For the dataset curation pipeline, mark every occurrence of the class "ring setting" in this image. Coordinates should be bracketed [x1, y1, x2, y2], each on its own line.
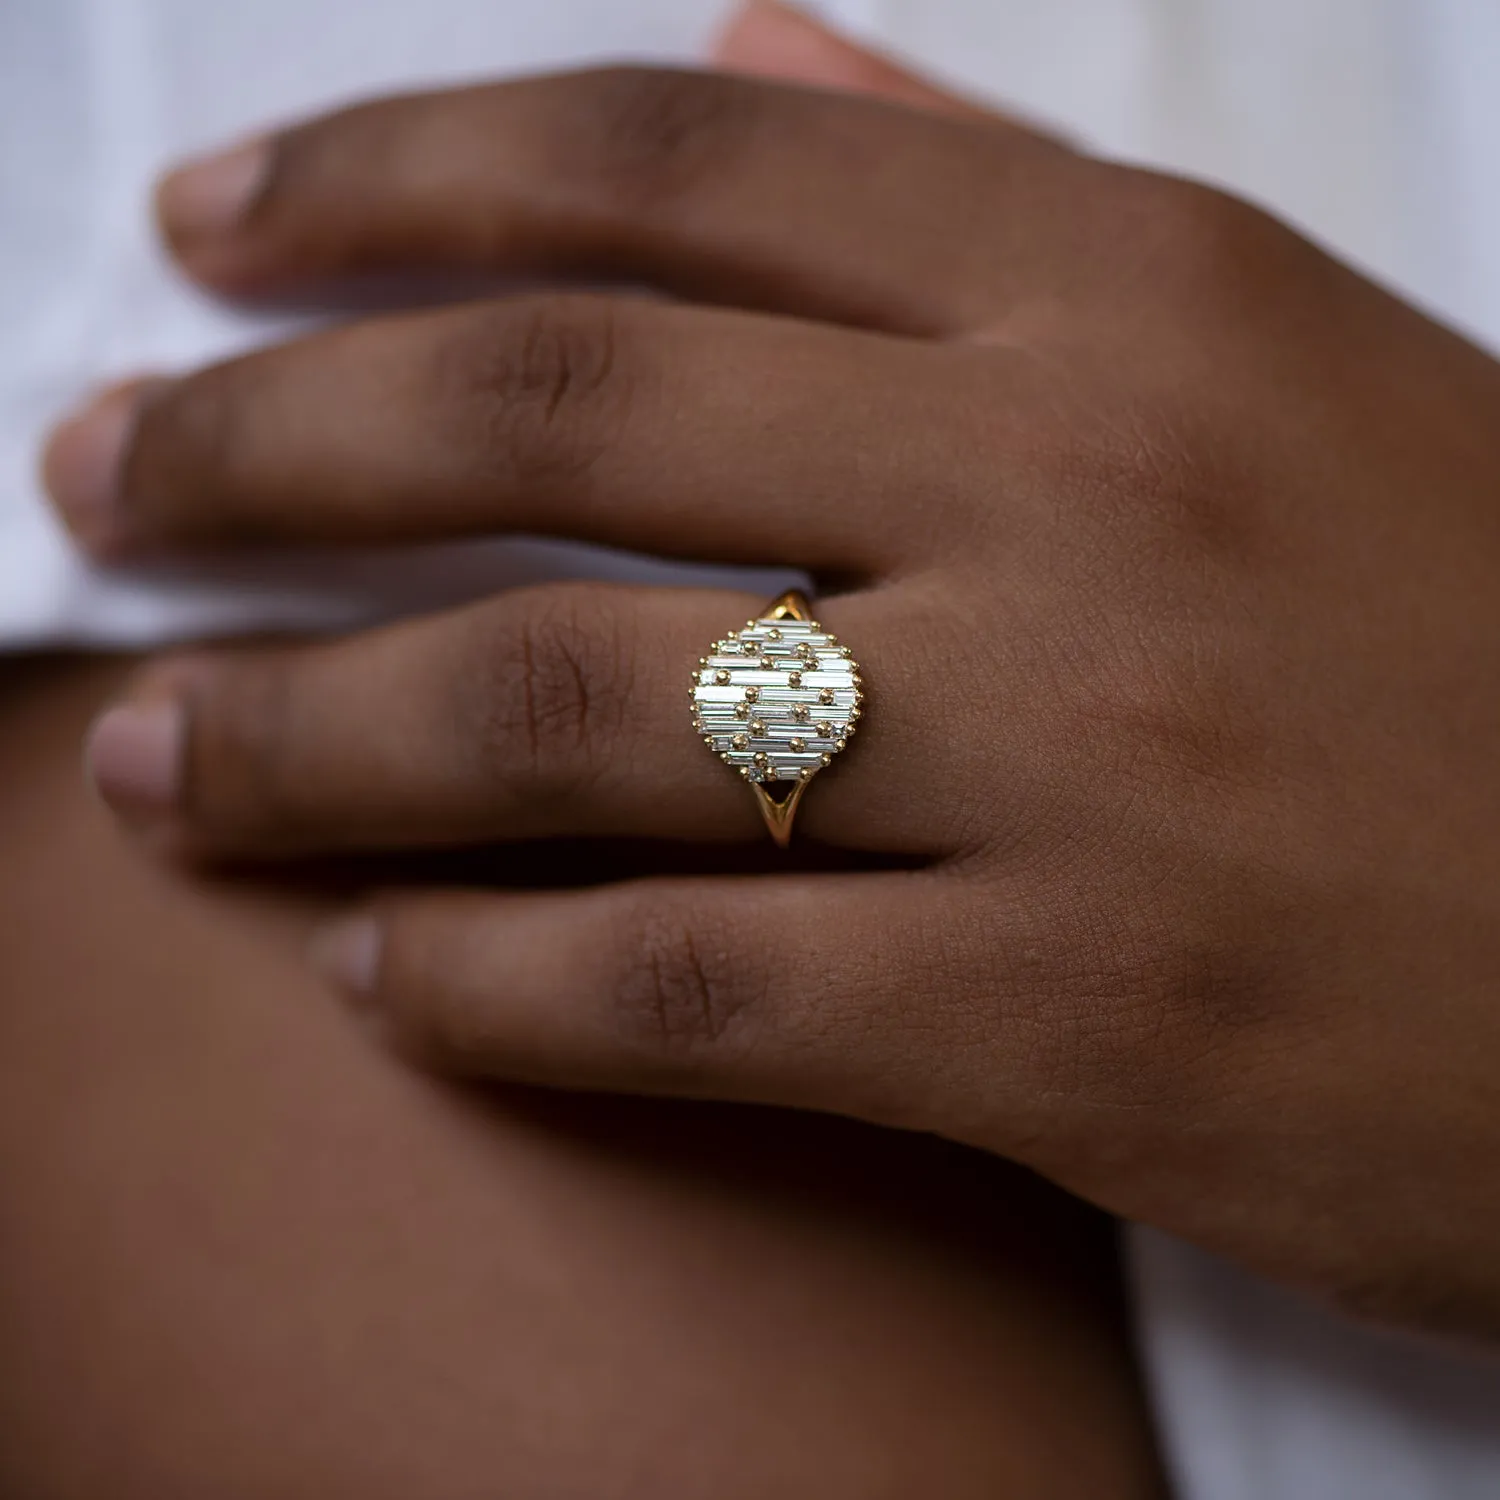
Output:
[690, 590, 864, 845]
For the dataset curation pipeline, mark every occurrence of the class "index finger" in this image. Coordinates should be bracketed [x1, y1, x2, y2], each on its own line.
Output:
[156, 65, 1077, 335]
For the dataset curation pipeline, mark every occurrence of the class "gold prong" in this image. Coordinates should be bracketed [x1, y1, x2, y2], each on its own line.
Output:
[764, 591, 813, 623]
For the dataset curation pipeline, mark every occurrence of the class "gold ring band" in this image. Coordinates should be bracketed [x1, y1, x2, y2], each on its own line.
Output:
[690, 590, 865, 846]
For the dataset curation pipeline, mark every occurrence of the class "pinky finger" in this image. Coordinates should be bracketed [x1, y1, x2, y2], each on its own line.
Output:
[312, 873, 989, 1133]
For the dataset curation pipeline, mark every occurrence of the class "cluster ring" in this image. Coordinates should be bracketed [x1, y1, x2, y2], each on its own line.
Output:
[689, 590, 865, 845]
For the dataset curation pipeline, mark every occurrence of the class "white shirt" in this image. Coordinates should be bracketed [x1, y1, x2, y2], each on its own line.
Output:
[4, 1, 1499, 1492]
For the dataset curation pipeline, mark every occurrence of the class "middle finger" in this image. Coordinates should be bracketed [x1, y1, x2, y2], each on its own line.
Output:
[48, 292, 966, 572]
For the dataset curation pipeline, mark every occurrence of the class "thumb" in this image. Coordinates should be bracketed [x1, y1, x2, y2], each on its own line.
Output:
[711, 0, 991, 119]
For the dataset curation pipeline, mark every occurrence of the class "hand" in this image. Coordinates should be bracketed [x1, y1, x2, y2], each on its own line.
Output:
[45, 6, 1500, 1339]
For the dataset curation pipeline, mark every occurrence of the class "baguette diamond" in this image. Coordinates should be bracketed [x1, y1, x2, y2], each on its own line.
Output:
[691, 613, 864, 787]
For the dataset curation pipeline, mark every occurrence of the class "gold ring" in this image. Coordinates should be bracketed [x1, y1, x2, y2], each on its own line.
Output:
[690, 590, 865, 846]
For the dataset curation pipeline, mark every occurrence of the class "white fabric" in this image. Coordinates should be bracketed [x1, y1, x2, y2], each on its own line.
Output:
[1133, 1231, 1500, 1499]
[0, 0, 799, 647]
[3, 0, 1500, 1491]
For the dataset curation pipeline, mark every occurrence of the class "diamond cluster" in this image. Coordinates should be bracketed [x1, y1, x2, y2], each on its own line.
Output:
[691, 616, 863, 783]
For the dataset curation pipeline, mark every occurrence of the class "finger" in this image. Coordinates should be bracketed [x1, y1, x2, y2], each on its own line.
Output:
[309, 873, 1013, 1142]
[81, 583, 922, 858]
[154, 65, 1076, 335]
[43, 293, 964, 567]
[713, 0, 995, 121]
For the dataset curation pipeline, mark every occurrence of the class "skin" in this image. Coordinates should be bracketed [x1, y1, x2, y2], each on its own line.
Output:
[0, 654, 1164, 1497]
[3, 15, 1167, 1496]
[43, 1, 1500, 1341]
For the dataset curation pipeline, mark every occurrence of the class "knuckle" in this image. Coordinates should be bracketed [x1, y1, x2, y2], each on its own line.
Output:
[125, 367, 246, 527]
[1119, 172, 1246, 266]
[438, 295, 630, 496]
[1060, 395, 1201, 520]
[185, 659, 304, 837]
[255, 96, 418, 222]
[608, 895, 760, 1064]
[385, 901, 506, 1066]
[566, 65, 760, 214]
[1034, 372, 1259, 567]
[1015, 866, 1287, 1106]
[1111, 169, 1302, 314]
[1092, 660, 1251, 794]
[469, 586, 634, 795]
[1322, 1258, 1490, 1340]
[1132, 922, 1284, 1054]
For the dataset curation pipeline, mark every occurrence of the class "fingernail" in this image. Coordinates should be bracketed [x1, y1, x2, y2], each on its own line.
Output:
[309, 916, 382, 1000]
[84, 700, 186, 819]
[42, 380, 161, 550]
[157, 137, 270, 244]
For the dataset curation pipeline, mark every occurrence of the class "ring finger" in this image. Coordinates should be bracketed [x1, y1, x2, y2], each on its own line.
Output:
[85, 581, 940, 858]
